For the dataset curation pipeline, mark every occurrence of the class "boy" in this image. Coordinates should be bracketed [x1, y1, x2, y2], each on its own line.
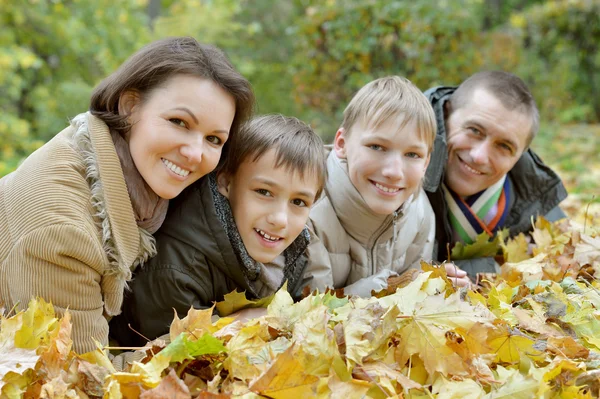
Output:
[304, 76, 441, 296]
[111, 115, 326, 346]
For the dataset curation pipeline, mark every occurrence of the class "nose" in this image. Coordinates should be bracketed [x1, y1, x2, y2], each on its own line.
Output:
[180, 138, 204, 165]
[470, 141, 490, 164]
[266, 203, 288, 230]
[381, 153, 404, 180]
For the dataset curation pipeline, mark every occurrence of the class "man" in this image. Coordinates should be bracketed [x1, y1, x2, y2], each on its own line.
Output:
[424, 71, 567, 278]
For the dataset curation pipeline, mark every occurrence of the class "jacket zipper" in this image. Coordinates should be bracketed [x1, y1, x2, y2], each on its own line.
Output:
[368, 209, 402, 276]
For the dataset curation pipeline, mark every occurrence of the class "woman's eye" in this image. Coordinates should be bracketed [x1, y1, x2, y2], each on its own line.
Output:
[368, 144, 383, 151]
[256, 189, 272, 197]
[406, 152, 421, 159]
[292, 199, 307, 207]
[206, 136, 222, 145]
[499, 143, 512, 153]
[169, 118, 186, 128]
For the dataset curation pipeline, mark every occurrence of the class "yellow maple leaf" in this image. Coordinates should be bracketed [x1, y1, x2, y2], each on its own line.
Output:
[215, 289, 275, 317]
[249, 345, 319, 398]
[169, 305, 215, 342]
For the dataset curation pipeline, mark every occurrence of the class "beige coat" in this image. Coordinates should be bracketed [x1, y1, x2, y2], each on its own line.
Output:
[304, 152, 435, 291]
[0, 113, 155, 353]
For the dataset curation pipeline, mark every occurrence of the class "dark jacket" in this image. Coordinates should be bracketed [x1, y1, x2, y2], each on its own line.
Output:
[110, 174, 309, 346]
[423, 86, 568, 275]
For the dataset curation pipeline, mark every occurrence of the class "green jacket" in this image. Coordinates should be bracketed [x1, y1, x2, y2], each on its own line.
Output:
[110, 174, 309, 346]
[423, 86, 568, 275]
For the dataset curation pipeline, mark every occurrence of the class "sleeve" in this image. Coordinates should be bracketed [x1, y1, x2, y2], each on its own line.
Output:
[454, 257, 499, 276]
[403, 193, 436, 270]
[544, 205, 567, 222]
[301, 222, 335, 292]
[110, 262, 213, 347]
[4, 224, 110, 354]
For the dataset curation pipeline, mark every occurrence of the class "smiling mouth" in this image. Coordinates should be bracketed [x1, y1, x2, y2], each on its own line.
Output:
[161, 158, 191, 177]
[254, 228, 283, 242]
[371, 181, 402, 194]
[458, 157, 484, 175]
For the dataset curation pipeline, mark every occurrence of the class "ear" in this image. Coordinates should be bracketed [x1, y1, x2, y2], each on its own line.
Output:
[216, 171, 232, 198]
[333, 128, 348, 159]
[118, 90, 141, 117]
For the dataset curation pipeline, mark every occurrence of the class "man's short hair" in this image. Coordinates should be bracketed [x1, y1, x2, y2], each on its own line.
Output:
[449, 71, 539, 147]
[341, 76, 437, 152]
[218, 115, 327, 199]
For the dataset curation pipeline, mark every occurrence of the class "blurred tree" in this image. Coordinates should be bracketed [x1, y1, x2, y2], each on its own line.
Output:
[0, 0, 150, 174]
[513, 0, 600, 122]
[288, 0, 521, 140]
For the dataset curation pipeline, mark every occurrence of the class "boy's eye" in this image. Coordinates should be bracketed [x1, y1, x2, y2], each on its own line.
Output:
[292, 198, 307, 207]
[368, 144, 383, 151]
[406, 152, 422, 159]
[206, 135, 222, 145]
[169, 118, 187, 128]
[256, 189, 272, 197]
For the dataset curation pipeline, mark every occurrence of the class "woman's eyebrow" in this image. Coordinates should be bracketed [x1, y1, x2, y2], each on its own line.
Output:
[171, 107, 199, 124]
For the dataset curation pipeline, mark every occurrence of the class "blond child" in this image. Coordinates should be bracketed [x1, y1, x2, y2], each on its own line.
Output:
[304, 76, 438, 296]
[111, 115, 326, 346]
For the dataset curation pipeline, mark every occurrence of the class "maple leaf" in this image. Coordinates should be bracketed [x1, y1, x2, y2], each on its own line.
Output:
[500, 231, 531, 263]
[249, 345, 320, 399]
[170, 306, 216, 342]
[450, 231, 502, 260]
[343, 302, 399, 364]
[215, 289, 275, 317]
[547, 336, 590, 359]
[394, 291, 495, 377]
[325, 372, 373, 399]
[483, 365, 546, 398]
[140, 369, 191, 398]
[431, 375, 486, 398]
[487, 322, 543, 364]
[0, 341, 39, 380]
[13, 298, 58, 350]
[501, 253, 546, 284]
[574, 233, 600, 273]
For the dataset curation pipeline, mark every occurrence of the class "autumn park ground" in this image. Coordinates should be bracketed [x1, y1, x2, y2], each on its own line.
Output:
[534, 123, 600, 226]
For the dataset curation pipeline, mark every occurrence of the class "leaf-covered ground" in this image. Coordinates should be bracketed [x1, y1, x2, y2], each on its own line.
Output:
[534, 123, 600, 226]
[2, 218, 600, 398]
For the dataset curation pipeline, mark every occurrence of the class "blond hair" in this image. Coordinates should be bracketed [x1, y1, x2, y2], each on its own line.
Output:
[341, 76, 436, 152]
[218, 115, 327, 199]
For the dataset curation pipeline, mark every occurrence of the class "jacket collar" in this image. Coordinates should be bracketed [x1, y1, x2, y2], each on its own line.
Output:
[325, 151, 405, 245]
[423, 86, 455, 193]
[71, 113, 155, 280]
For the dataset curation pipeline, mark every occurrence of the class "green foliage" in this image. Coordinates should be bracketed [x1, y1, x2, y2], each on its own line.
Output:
[0, 0, 150, 174]
[512, 0, 600, 122]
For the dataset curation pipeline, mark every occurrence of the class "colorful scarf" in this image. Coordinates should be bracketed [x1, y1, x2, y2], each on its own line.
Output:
[443, 176, 511, 245]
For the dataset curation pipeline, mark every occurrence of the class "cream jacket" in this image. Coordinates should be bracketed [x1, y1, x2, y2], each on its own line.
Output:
[304, 151, 435, 291]
[0, 113, 155, 353]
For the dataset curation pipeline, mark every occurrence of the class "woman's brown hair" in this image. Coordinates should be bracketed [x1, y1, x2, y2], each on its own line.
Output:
[90, 37, 254, 149]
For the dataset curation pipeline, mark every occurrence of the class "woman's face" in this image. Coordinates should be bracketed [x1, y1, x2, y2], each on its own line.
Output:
[122, 74, 236, 199]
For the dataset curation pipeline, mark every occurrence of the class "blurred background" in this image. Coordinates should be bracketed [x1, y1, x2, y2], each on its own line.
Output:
[1, 0, 598, 221]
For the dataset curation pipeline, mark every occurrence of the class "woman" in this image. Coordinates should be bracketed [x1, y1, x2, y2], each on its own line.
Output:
[0, 37, 254, 353]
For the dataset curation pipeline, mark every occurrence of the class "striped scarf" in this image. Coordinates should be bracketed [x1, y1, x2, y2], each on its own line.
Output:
[443, 176, 511, 245]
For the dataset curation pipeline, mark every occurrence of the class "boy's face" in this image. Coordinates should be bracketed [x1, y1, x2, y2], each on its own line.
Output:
[217, 149, 319, 264]
[334, 115, 430, 215]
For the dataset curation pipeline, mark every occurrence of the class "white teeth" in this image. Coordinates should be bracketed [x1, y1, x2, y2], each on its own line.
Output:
[162, 158, 190, 177]
[375, 183, 400, 193]
[255, 229, 281, 242]
[463, 163, 482, 175]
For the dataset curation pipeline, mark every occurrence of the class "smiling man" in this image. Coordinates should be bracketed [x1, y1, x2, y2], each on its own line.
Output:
[424, 71, 568, 276]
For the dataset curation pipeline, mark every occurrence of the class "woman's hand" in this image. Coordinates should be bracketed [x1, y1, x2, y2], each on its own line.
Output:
[444, 263, 472, 288]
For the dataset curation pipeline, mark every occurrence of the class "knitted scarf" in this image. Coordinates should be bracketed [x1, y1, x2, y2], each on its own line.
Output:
[110, 130, 169, 234]
[443, 175, 511, 245]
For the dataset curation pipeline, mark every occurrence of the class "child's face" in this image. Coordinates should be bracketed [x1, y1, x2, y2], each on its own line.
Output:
[334, 115, 430, 215]
[217, 149, 320, 264]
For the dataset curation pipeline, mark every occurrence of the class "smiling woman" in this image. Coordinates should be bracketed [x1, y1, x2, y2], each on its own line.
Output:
[0, 37, 254, 353]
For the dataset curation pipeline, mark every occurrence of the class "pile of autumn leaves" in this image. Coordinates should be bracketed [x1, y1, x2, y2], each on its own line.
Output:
[2, 219, 600, 398]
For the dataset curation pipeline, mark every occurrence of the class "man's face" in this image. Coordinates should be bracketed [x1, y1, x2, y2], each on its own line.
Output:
[445, 88, 531, 197]
[334, 115, 430, 215]
[218, 149, 319, 264]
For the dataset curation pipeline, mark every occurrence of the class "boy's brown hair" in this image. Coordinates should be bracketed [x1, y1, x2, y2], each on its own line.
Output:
[218, 115, 327, 199]
[341, 76, 437, 152]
